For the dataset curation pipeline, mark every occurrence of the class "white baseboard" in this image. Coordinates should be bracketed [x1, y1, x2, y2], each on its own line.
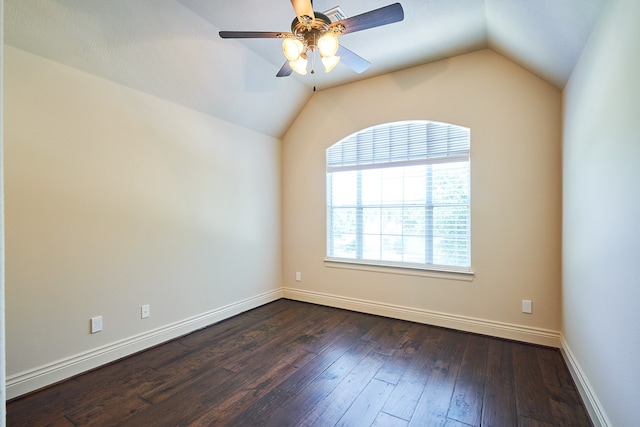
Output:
[283, 287, 561, 348]
[6, 289, 283, 400]
[560, 335, 611, 427]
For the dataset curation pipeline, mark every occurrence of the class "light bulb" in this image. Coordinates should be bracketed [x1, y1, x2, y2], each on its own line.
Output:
[282, 38, 303, 62]
[318, 33, 339, 58]
[321, 55, 340, 73]
[290, 53, 308, 75]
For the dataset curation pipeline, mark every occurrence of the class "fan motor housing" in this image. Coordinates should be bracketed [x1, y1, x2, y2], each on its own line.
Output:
[291, 12, 332, 49]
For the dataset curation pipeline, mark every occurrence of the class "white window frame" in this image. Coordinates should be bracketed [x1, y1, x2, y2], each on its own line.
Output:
[325, 120, 472, 277]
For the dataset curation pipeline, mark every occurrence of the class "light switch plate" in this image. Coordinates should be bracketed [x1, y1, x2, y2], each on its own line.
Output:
[91, 316, 103, 333]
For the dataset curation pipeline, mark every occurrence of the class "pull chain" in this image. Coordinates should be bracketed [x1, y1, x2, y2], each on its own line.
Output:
[312, 36, 317, 92]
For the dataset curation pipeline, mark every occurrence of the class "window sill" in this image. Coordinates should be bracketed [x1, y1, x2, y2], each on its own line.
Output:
[324, 258, 475, 281]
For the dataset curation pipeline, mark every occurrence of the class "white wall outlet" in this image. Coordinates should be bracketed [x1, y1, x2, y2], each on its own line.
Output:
[90, 316, 103, 334]
[141, 304, 150, 319]
[295, 272, 301, 282]
[522, 300, 533, 314]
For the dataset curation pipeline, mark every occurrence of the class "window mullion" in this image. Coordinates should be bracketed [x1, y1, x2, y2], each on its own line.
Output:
[425, 164, 433, 264]
[356, 170, 363, 259]
[327, 173, 334, 257]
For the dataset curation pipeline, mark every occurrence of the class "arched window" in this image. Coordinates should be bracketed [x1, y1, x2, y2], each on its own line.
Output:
[326, 120, 471, 271]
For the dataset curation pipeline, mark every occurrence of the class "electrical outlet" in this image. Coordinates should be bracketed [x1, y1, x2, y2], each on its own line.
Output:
[91, 316, 103, 333]
[141, 304, 150, 319]
[295, 272, 301, 282]
[522, 300, 532, 314]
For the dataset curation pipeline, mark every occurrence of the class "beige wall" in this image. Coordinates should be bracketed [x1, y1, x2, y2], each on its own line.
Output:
[282, 49, 562, 344]
[1, 0, 7, 417]
[4, 46, 281, 397]
[563, 0, 640, 425]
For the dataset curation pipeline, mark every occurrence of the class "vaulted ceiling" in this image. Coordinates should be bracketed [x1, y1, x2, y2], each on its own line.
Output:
[5, 0, 606, 138]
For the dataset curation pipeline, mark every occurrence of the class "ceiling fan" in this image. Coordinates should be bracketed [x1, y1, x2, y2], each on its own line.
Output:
[219, 1, 404, 78]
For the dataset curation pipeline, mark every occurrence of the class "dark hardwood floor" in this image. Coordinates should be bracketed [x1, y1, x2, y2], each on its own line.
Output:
[7, 299, 592, 426]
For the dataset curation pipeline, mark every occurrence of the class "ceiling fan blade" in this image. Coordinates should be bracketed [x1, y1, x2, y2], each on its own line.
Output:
[219, 31, 289, 39]
[337, 45, 371, 74]
[331, 3, 404, 35]
[290, 0, 314, 21]
[276, 61, 293, 77]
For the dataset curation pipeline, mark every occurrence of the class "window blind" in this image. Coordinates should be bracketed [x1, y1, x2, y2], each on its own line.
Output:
[327, 121, 470, 172]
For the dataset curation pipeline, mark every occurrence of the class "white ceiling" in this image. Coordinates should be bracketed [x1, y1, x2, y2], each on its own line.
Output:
[5, 0, 606, 138]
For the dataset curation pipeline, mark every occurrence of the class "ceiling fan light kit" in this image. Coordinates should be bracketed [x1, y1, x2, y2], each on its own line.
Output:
[219, 1, 404, 79]
[284, 31, 341, 74]
[282, 38, 304, 62]
[321, 54, 341, 73]
[290, 53, 309, 75]
[317, 33, 340, 57]
[286, 11, 342, 75]
[281, 13, 341, 75]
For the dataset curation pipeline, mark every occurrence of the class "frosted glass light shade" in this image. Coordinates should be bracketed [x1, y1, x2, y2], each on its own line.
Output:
[283, 38, 304, 62]
[290, 54, 308, 75]
[318, 33, 339, 58]
[321, 55, 340, 73]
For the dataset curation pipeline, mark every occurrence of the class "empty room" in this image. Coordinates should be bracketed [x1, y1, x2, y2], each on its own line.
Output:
[1, 0, 638, 426]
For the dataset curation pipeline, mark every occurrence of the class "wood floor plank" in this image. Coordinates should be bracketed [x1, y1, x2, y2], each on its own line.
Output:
[381, 375, 427, 423]
[256, 309, 381, 393]
[7, 404, 68, 426]
[7, 300, 592, 427]
[275, 315, 378, 395]
[220, 304, 335, 373]
[180, 301, 311, 354]
[175, 300, 294, 348]
[185, 348, 315, 425]
[413, 365, 461, 427]
[186, 309, 357, 425]
[518, 415, 556, 426]
[335, 378, 395, 426]
[300, 346, 390, 426]
[512, 341, 555, 424]
[210, 386, 296, 427]
[546, 384, 593, 427]
[407, 330, 469, 427]
[374, 322, 435, 386]
[447, 333, 490, 426]
[481, 340, 517, 427]
[58, 363, 165, 424]
[135, 304, 323, 407]
[21, 417, 76, 427]
[536, 346, 576, 390]
[444, 417, 476, 426]
[372, 411, 410, 427]
[375, 322, 425, 385]
[126, 306, 336, 425]
[374, 338, 420, 385]
[381, 331, 443, 421]
[226, 339, 378, 427]
[66, 395, 151, 426]
[485, 337, 514, 382]
[117, 366, 238, 426]
[222, 313, 383, 426]
[362, 317, 414, 356]
[482, 376, 517, 427]
[137, 348, 232, 404]
[6, 378, 81, 426]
